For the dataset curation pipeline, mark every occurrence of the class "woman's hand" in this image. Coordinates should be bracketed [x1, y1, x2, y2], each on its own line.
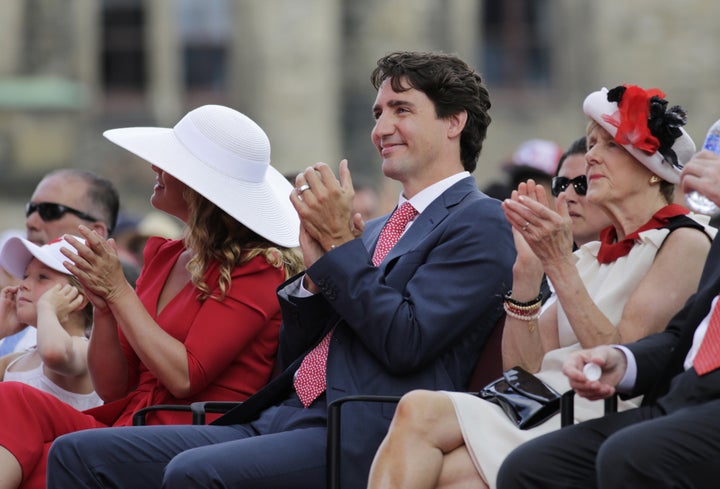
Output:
[62, 226, 133, 306]
[509, 225, 545, 289]
[502, 180, 575, 268]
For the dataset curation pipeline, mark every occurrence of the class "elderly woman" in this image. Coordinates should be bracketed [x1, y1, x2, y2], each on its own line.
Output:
[366, 85, 716, 489]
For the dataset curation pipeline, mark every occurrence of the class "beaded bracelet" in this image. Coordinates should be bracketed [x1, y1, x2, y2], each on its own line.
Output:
[504, 290, 543, 308]
[503, 300, 541, 323]
[505, 301, 542, 312]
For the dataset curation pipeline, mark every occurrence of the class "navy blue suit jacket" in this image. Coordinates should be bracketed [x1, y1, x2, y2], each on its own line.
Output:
[626, 233, 720, 411]
[214, 176, 516, 488]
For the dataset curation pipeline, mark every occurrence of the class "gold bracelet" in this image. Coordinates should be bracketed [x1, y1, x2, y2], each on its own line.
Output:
[504, 301, 542, 312]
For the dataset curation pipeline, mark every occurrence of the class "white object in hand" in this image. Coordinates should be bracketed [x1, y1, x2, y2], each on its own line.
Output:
[583, 362, 601, 381]
[685, 118, 720, 215]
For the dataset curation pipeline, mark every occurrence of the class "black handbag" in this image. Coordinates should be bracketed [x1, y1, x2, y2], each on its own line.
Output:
[478, 366, 561, 430]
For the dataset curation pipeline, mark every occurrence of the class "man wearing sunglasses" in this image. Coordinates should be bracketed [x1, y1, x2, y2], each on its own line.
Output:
[25, 169, 119, 246]
[0, 168, 119, 357]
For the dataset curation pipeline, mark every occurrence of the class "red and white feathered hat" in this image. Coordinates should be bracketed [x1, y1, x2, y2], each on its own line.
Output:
[583, 85, 695, 184]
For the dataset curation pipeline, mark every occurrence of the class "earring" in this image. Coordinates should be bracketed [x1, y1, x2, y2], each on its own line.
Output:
[649, 175, 661, 184]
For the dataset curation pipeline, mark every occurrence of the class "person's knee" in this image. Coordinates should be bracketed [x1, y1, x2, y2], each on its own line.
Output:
[163, 450, 211, 488]
[49, 433, 81, 468]
[597, 429, 644, 481]
[47, 434, 87, 488]
[393, 390, 452, 433]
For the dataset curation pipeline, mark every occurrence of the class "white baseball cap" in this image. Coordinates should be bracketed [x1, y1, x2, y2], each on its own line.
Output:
[0, 236, 84, 278]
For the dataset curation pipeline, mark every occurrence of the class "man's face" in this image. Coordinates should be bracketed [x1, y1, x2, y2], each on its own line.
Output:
[26, 175, 98, 245]
[371, 78, 452, 194]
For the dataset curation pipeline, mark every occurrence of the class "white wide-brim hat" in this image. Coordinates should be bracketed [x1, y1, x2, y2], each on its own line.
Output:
[0, 236, 84, 278]
[583, 87, 696, 185]
[104, 105, 300, 248]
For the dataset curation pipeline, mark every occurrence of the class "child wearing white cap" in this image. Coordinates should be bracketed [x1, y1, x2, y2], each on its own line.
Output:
[0, 236, 102, 410]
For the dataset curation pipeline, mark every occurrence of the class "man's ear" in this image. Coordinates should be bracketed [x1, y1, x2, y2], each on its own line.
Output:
[447, 110, 468, 139]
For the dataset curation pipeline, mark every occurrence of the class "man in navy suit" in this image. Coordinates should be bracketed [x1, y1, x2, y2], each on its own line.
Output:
[497, 151, 720, 489]
[47, 51, 516, 489]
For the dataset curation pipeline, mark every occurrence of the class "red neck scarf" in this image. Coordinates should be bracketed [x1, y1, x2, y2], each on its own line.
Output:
[596, 204, 689, 264]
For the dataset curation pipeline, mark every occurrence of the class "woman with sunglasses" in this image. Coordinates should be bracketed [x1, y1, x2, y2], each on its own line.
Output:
[366, 85, 716, 489]
[552, 136, 612, 249]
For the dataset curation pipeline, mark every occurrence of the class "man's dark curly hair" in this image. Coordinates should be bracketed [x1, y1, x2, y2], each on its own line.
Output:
[371, 51, 492, 173]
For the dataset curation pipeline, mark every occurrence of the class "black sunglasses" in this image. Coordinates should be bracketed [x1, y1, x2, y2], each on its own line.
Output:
[26, 202, 102, 223]
[551, 175, 587, 197]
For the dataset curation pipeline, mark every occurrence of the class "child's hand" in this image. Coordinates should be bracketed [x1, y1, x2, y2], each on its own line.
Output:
[37, 284, 84, 322]
[0, 286, 22, 335]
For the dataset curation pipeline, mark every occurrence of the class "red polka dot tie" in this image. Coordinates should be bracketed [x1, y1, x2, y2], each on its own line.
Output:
[694, 297, 720, 375]
[371, 202, 418, 266]
[293, 202, 419, 408]
[294, 329, 334, 407]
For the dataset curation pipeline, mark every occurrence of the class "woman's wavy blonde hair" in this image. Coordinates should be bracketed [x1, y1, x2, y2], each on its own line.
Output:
[183, 188, 304, 301]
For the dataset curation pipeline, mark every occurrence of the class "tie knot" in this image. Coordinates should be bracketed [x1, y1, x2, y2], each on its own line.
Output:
[371, 202, 418, 266]
[394, 202, 418, 225]
[383, 203, 418, 235]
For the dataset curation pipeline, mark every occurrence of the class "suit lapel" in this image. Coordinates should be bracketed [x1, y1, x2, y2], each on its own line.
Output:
[362, 218, 384, 253]
[380, 203, 447, 264]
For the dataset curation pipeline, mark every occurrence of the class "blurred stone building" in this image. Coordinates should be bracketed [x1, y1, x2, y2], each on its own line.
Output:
[1, 0, 719, 228]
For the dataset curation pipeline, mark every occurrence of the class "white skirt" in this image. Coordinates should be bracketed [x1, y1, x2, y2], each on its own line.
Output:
[445, 345, 640, 489]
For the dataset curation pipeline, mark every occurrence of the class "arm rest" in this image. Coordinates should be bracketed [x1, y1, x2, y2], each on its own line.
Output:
[131, 401, 243, 426]
[560, 390, 618, 428]
[327, 395, 402, 489]
[189, 401, 242, 424]
[132, 404, 193, 426]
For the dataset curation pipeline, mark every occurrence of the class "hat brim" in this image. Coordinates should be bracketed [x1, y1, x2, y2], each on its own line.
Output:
[583, 88, 695, 185]
[0, 237, 70, 278]
[104, 127, 299, 248]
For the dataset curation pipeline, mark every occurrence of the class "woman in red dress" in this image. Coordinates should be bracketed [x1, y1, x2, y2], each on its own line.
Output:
[0, 105, 304, 489]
